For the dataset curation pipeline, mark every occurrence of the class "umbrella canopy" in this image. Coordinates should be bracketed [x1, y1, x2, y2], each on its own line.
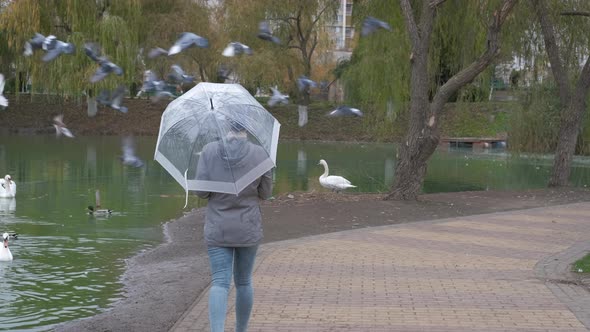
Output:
[155, 83, 280, 197]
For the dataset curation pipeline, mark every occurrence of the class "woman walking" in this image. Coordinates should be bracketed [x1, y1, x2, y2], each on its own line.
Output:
[196, 122, 273, 332]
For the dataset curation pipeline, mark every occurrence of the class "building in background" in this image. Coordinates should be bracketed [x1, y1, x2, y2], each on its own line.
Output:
[327, 0, 354, 62]
[325, 0, 354, 101]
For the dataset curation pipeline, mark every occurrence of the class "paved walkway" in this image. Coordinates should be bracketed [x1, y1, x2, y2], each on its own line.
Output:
[171, 203, 590, 331]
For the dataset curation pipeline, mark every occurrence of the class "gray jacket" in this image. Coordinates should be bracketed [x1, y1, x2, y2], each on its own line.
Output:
[195, 136, 273, 247]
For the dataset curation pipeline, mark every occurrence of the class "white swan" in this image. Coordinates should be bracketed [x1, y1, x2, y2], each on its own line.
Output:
[0, 175, 16, 198]
[0, 232, 13, 261]
[318, 159, 356, 193]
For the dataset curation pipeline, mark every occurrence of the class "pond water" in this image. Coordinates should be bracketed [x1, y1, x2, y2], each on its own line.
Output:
[0, 135, 589, 331]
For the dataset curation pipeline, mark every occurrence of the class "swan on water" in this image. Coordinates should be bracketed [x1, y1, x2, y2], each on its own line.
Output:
[0, 175, 16, 198]
[0, 232, 13, 261]
[318, 159, 356, 193]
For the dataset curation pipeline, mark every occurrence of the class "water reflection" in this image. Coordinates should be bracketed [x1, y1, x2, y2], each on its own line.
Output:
[0, 198, 15, 214]
[86, 144, 96, 173]
[384, 158, 394, 186]
[296, 149, 307, 176]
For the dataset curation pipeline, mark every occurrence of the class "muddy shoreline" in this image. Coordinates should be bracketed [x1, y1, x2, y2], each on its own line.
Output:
[56, 188, 590, 332]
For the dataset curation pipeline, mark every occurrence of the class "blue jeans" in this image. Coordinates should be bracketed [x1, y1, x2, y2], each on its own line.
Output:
[207, 245, 258, 332]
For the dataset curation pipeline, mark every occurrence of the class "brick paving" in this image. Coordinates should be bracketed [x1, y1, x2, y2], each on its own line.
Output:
[171, 203, 590, 331]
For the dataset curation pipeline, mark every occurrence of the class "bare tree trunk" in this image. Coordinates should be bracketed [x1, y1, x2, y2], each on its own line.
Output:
[534, 0, 590, 186]
[386, 0, 516, 200]
[549, 106, 579, 186]
[549, 73, 590, 185]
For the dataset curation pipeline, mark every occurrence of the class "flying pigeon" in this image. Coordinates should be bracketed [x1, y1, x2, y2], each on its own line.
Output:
[147, 47, 168, 59]
[0, 74, 8, 108]
[327, 105, 364, 117]
[97, 85, 128, 113]
[137, 70, 175, 101]
[257, 21, 280, 44]
[91, 59, 123, 83]
[53, 114, 74, 138]
[168, 32, 209, 56]
[222, 42, 253, 57]
[40, 35, 75, 62]
[168, 65, 194, 84]
[217, 65, 231, 81]
[297, 76, 317, 92]
[84, 43, 101, 62]
[84, 43, 123, 83]
[120, 136, 144, 168]
[268, 87, 289, 107]
[361, 16, 392, 37]
[23, 33, 48, 56]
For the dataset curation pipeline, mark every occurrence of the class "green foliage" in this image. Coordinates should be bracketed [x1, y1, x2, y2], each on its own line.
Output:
[340, 0, 408, 136]
[573, 253, 590, 273]
[440, 103, 511, 138]
[0, 0, 217, 100]
[341, 0, 509, 138]
[508, 84, 561, 153]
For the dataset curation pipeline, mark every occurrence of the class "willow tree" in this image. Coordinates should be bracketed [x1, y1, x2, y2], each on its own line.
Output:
[342, 0, 517, 200]
[526, 0, 590, 186]
[139, 0, 216, 85]
[0, 0, 142, 105]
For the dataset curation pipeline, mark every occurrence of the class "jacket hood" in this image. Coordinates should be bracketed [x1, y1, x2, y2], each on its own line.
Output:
[216, 135, 250, 167]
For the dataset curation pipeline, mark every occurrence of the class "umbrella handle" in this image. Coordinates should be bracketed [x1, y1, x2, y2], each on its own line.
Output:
[183, 169, 189, 209]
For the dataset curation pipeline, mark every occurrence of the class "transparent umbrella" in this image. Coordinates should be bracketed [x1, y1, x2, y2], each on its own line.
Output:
[154, 83, 280, 205]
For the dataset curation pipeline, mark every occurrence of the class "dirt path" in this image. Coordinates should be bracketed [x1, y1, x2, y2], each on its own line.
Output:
[56, 188, 590, 332]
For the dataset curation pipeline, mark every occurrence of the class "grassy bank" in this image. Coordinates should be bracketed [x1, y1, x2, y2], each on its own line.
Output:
[0, 95, 512, 141]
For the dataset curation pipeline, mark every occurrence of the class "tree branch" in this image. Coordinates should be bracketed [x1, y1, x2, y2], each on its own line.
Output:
[533, 0, 570, 103]
[431, 0, 517, 112]
[295, 7, 305, 44]
[310, 2, 331, 30]
[308, 32, 318, 67]
[399, 0, 420, 49]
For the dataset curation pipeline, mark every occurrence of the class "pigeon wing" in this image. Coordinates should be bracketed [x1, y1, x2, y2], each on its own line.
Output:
[42, 35, 57, 51]
[30, 33, 46, 47]
[111, 86, 126, 111]
[42, 48, 63, 62]
[53, 114, 65, 126]
[61, 127, 75, 138]
[168, 65, 184, 82]
[96, 89, 111, 105]
[148, 47, 167, 59]
[84, 43, 101, 62]
[361, 19, 374, 37]
[222, 43, 235, 57]
[112, 63, 124, 76]
[90, 69, 108, 83]
[259, 21, 271, 34]
[60, 42, 75, 55]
